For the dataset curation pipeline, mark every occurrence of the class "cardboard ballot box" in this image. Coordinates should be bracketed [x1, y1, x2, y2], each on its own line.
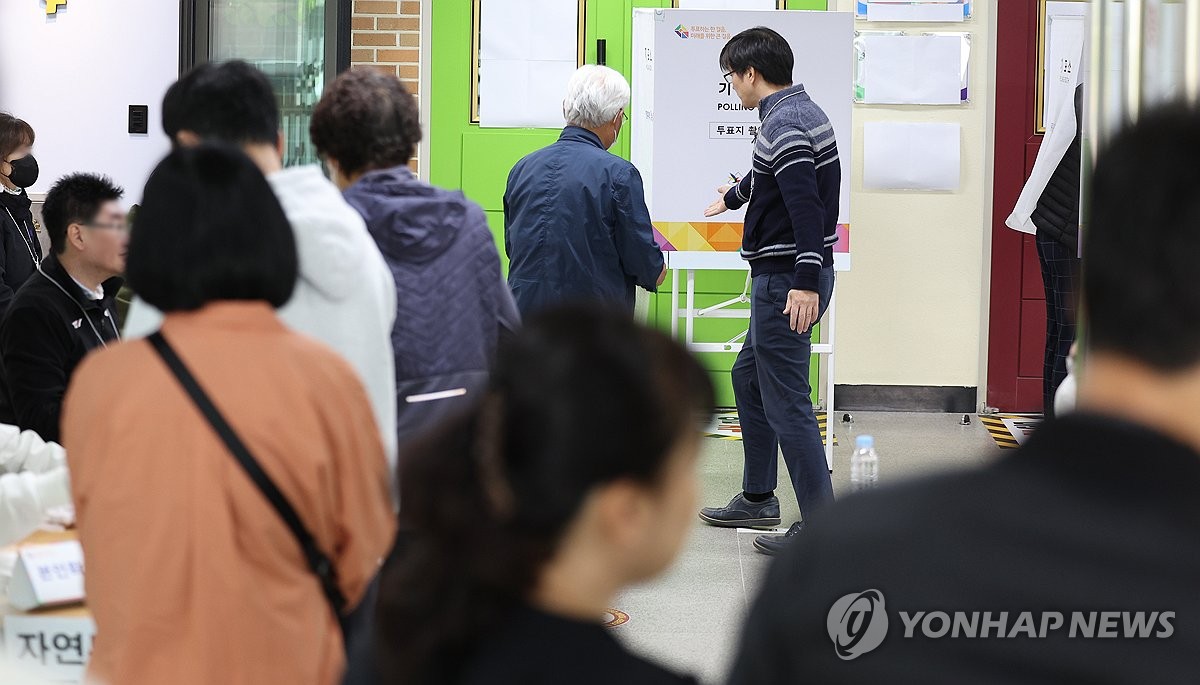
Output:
[2, 531, 95, 683]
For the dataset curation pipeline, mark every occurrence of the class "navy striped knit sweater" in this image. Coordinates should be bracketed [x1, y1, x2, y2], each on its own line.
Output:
[724, 85, 841, 292]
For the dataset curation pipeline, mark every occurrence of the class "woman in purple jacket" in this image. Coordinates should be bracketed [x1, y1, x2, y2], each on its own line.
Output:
[311, 70, 520, 455]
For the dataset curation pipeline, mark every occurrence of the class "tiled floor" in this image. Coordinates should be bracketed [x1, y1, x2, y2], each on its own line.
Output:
[612, 412, 1004, 684]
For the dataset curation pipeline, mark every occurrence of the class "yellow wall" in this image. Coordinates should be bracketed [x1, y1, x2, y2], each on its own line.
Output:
[830, 0, 996, 397]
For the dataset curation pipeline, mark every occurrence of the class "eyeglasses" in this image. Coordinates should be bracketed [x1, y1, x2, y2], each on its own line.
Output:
[622, 110, 629, 121]
[84, 220, 129, 233]
[722, 70, 736, 84]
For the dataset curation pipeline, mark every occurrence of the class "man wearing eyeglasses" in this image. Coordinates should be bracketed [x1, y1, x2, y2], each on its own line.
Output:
[699, 27, 842, 556]
[0, 173, 125, 442]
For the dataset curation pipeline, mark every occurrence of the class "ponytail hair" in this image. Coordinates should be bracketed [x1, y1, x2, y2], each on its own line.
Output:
[375, 306, 714, 684]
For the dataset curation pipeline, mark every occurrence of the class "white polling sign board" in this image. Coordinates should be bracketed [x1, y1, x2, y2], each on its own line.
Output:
[7, 541, 85, 612]
[631, 9, 852, 259]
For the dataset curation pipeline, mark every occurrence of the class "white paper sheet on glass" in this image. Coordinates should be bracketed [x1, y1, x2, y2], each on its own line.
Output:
[480, 0, 577, 62]
[478, 0, 578, 128]
[857, 34, 962, 105]
[863, 122, 960, 191]
[676, 0, 777, 8]
[862, 2, 967, 23]
[479, 59, 577, 128]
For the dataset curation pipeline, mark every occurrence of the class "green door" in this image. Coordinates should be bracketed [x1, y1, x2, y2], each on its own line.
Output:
[429, 0, 673, 262]
[429, 0, 827, 407]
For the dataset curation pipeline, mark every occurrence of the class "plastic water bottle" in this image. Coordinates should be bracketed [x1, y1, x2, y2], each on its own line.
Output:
[850, 435, 879, 492]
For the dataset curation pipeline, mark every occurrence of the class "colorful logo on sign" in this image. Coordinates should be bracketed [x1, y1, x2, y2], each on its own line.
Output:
[676, 24, 732, 41]
[46, 0, 67, 14]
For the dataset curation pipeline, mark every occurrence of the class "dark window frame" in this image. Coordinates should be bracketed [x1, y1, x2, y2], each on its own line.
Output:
[178, 0, 352, 77]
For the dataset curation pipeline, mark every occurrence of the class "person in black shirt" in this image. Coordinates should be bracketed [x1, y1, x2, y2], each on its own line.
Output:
[375, 307, 713, 685]
[0, 174, 124, 442]
[0, 113, 45, 319]
[726, 105, 1200, 684]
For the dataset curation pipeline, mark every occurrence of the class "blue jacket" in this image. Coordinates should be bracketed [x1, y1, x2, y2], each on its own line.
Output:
[343, 167, 520, 445]
[503, 127, 664, 316]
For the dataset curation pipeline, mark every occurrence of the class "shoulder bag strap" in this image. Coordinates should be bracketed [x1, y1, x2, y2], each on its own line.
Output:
[147, 331, 347, 616]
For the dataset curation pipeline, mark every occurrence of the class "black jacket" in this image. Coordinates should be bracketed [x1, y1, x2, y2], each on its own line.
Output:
[0, 189, 44, 319]
[0, 255, 121, 442]
[1031, 86, 1083, 251]
[459, 605, 697, 684]
[730, 415, 1200, 685]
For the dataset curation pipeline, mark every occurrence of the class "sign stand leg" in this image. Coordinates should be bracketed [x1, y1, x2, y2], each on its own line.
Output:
[670, 267, 680, 338]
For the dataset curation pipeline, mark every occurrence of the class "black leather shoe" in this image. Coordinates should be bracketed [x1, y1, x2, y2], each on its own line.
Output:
[699, 493, 782, 528]
[753, 521, 804, 555]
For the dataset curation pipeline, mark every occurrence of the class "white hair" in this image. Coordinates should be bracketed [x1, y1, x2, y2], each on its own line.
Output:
[562, 65, 631, 129]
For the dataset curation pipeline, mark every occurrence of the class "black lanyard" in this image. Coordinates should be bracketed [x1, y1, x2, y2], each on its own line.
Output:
[37, 270, 120, 349]
[3, 206, 39, 267]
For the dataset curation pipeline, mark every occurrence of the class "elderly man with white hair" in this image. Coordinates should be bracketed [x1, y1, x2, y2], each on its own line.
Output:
[503, 65, 666, 316]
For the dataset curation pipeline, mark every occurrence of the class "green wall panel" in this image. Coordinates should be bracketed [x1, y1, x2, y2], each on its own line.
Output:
[429, 0, 473, 192]
[461, 131, 560, 212]
[483, 210, 508, 272]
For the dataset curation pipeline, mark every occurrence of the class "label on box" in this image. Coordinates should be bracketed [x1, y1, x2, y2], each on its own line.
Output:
[8, 541, 85, 611]
[3, 614, 96, 682]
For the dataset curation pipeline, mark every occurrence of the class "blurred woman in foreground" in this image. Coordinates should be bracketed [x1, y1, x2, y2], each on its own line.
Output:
[377, 307, 714, 684]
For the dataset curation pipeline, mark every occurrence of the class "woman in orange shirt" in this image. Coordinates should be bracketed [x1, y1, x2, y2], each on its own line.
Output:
[62, 145, 396, 685]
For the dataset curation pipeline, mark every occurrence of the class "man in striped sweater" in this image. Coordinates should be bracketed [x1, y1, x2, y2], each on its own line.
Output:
[698, 27, 841, 556]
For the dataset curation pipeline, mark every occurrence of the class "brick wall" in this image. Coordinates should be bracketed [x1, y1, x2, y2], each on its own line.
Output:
[350, 0, 422, 172]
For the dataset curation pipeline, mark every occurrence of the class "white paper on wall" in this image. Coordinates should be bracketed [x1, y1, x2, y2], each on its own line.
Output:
[676, 0, 777, 8]
[480, 0, 577, 62]
[863, 2, 967, 23]
[479, 60, 577, 128]
[863, 122, 961, 191]
[856, 34, 963, 105]
[478, 0, 579, 128]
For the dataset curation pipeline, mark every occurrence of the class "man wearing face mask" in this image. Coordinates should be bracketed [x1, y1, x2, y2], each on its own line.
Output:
[503, 65, 666, 317]
[0, 114, 44, 319]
